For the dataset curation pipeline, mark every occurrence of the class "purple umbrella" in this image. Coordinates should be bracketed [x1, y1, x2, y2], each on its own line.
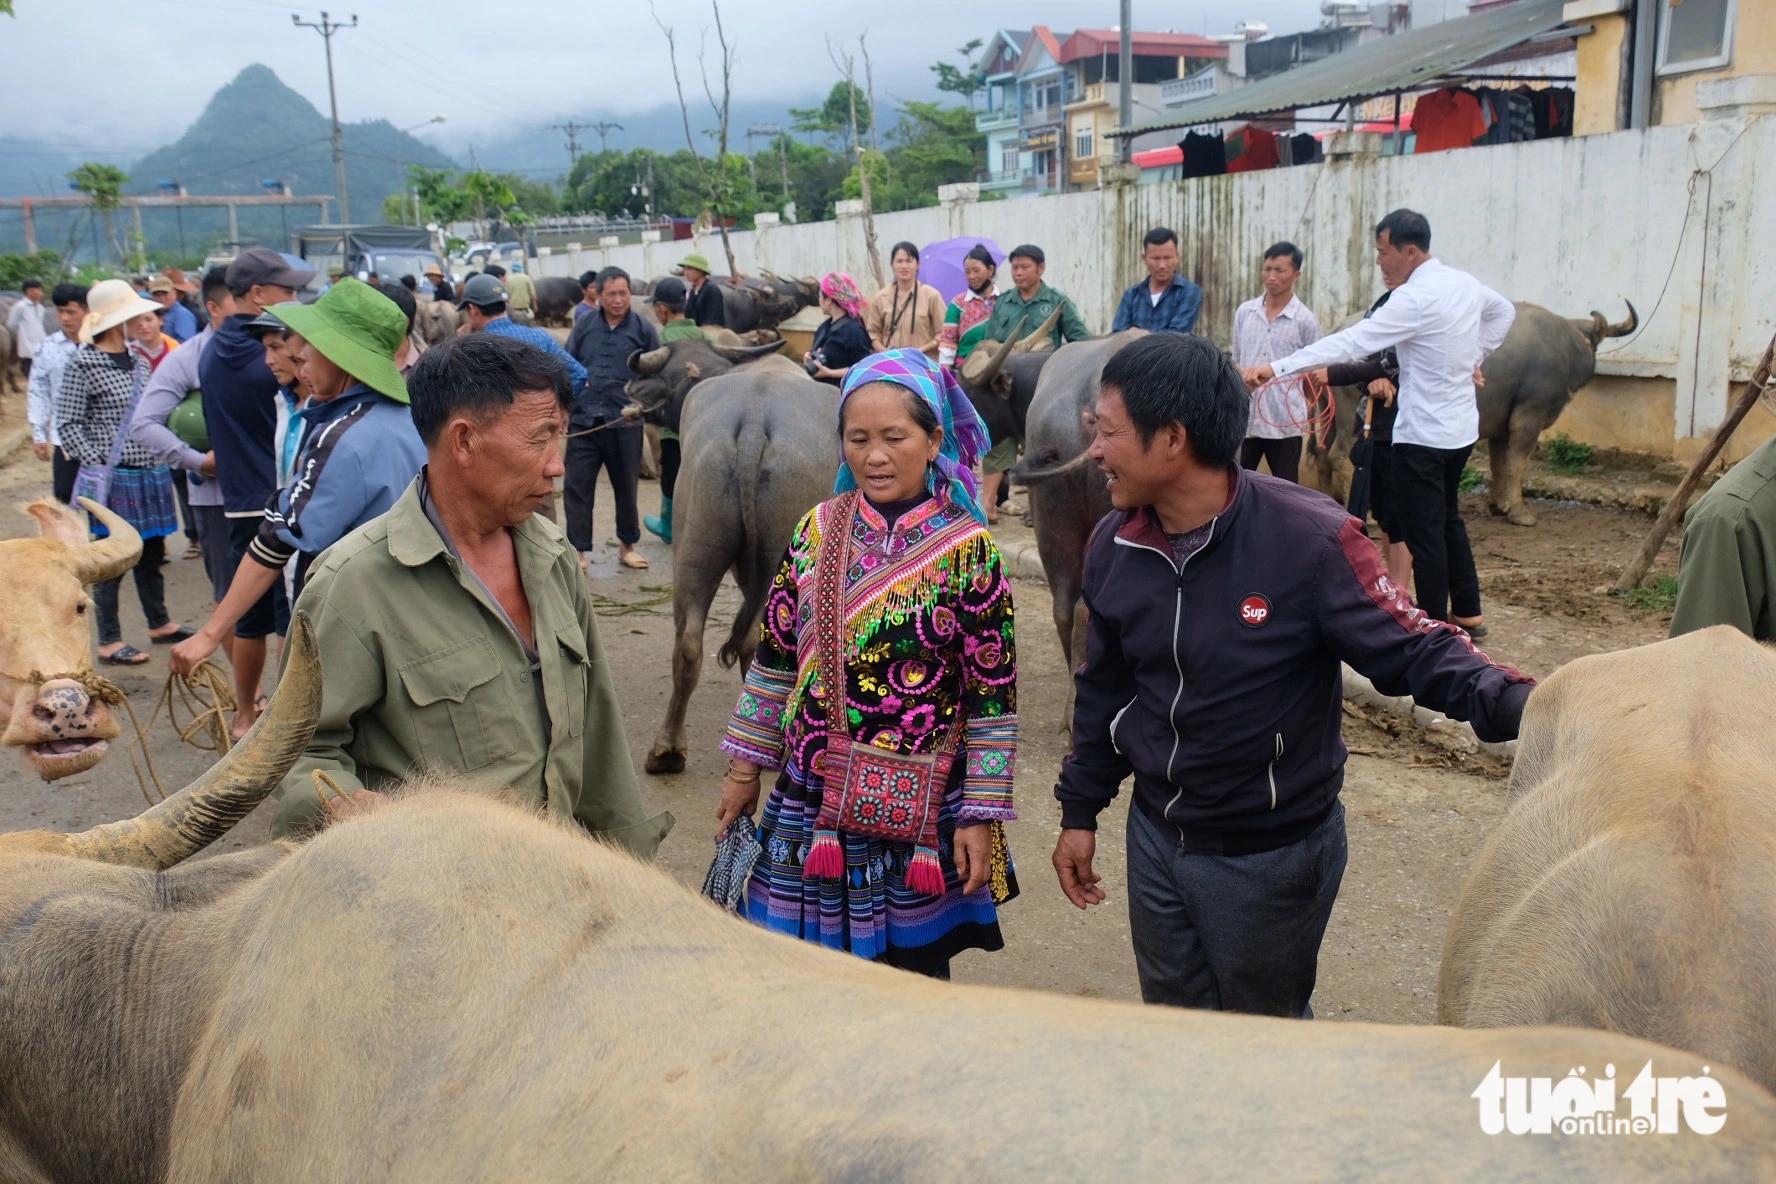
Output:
[919, 236, 1005, 306]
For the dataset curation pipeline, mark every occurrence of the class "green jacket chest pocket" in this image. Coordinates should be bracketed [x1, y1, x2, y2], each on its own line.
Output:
[397, 636, 522, 772]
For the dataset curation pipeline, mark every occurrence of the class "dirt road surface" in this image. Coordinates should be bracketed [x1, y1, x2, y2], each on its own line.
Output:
[0, 447, 1680, 1023]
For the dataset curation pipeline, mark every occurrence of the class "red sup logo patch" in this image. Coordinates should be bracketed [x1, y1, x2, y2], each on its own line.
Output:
[1239, 594, 1272, 627]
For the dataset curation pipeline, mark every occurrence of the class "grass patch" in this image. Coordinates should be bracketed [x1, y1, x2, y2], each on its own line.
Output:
[1458, 467, 1484, 493]
[1544, 434, 1594, 475]
[1615, 575, 1678, 612]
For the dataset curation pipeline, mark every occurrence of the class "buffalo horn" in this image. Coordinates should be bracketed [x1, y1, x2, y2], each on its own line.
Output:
[67, 498, 143, 586]
[1015, 449, 1096, 485]
[63, 612, 323, 870]
[629, 346, 672, 377]
[710, 339, 788, 364]
[1607, 299, 1638, 338]
[1015, 306, 1065, 353]
[960, 315, 1030, 389]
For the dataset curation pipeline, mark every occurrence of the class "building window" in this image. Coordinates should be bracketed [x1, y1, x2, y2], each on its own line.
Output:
[1076, 127, 1094, 161]
[1657, 0, 1735, 75]
[1000, 144, 1020, 175]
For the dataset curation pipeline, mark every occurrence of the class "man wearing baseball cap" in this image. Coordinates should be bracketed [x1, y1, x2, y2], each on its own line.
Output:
[458, 271, 587, 388]
[147, 274, 199, 343]
[198, 245, 316, 733]
[173, 279, 426, 679]
[675, 252, 726, 329]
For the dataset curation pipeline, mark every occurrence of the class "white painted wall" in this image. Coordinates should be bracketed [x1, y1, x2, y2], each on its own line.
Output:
[528, 116, 1775, 448]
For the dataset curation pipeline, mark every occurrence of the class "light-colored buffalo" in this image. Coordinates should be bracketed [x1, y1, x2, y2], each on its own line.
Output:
[2, 616, 1773, 1182]
[1441, 626, 1776, 1093]
[0, 497, 143, 780]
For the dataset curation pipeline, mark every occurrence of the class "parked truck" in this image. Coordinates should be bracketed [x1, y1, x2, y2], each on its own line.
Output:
[290, 224, 448, 285]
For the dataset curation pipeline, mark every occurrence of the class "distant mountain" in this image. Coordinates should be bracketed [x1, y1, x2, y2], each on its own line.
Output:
[0, 65, 457, 261]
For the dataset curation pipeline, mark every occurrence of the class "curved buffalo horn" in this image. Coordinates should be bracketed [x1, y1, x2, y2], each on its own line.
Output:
[63, 612, 323, 870]
[709, 339, 788, 364]
[1607, 299, 1638, 338]
[1014, 449, 1096, 485]
[960, 315, 1029, 389]
[629, 346, 672, 377]
[68, 497, 143, 586]
[1015, 305, 1065, 353]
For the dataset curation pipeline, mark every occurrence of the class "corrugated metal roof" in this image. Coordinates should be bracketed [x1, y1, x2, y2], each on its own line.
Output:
[1110, 0, 1571, 137]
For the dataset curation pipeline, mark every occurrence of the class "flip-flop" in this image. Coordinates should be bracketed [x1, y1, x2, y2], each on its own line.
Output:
[619, 551, 650, 570]
[98, 645, 150, 667]
[182, 545, 202, 560]
[150, 626, 195, 644]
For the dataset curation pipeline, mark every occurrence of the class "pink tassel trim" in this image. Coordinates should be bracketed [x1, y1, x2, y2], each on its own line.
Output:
[906, 846, 947, 897]
[803, 830, 845, 880]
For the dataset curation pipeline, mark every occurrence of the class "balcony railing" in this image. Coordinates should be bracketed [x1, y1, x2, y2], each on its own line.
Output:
[1022, 104, 1063, 126]
[975, 107, 1019, 132]
[1161, 71, 1219, 107]
[1068, 83, 1109, 108]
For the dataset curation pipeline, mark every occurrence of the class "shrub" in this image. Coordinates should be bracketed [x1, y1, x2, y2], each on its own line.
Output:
[1544, 434, 1593, 475]
[1458, 467, 1484, 493]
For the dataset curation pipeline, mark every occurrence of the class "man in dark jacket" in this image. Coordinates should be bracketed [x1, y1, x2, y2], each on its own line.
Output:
[1051, 333, 1533, 1019]
[199, 246, 315, 733]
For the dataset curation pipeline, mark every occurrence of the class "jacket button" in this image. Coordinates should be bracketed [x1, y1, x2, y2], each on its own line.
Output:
[519, 670, 531, 683]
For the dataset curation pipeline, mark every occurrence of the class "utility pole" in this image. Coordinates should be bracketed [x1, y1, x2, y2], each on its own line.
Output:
[292, 11, 359, 222]
[591, 121, 623, 154]
[1117, 0, 1134, 164]
[551, 120, 589, 169]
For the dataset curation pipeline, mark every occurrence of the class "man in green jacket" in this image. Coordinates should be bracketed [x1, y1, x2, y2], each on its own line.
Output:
[979, 243, 1092, 350]
[1670, 433, 1776, 642]
[274, 332, 674, 856]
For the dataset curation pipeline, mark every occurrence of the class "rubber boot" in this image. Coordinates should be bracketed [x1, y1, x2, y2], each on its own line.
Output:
[644, 497, 674, 544]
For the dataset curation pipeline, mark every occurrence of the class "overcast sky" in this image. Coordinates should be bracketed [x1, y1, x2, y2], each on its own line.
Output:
[8, 0, 1330, 152]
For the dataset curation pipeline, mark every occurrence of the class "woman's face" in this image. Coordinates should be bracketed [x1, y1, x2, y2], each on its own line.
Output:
[819, 293, 841, 319]
[842, 383, 942, 504]
[892, 250, 918, 284]
[127, 312, 160, 345]
[963, 258, 994, 291]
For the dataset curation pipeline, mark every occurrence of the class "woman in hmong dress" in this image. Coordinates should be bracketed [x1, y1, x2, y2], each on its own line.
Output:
[717, 348, 1018, 978]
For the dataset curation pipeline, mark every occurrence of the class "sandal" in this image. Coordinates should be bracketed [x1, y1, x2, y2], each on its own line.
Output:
[183, 545, 202, 561]
[1453, 618, 1489, 638]
[619, 550, 650, 570]
[150, 625, 195, 644]
[98, 645, 150, 667]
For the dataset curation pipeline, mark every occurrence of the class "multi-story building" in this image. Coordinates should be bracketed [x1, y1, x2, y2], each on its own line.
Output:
[975, 29, 1032, 193]
[1060, 30, 1229, 188]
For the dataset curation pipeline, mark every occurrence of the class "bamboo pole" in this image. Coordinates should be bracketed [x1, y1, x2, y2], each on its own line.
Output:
[1614, 329, 1776, 592]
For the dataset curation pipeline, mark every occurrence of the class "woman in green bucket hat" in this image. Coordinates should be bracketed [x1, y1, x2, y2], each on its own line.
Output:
[170, 279, 430, 680]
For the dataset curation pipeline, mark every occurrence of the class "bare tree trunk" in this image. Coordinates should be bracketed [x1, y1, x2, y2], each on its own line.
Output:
[657, 1, 740, 278]
[857, 35, 885, 290]
[829, 39, 884, 290]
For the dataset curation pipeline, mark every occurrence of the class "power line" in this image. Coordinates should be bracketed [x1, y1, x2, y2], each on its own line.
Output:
[591, 121, 624, 154]
[551, 121, 590, 170]
[291, 10, 359, 221]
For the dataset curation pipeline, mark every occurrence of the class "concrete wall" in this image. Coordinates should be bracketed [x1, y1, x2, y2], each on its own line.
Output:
[530, 116, 1776, 458]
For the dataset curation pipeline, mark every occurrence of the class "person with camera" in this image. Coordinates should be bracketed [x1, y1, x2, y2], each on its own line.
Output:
[803, 272, 874, 386]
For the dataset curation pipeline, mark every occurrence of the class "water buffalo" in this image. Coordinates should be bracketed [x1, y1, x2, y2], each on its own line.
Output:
[953, 307, 1063, 455]
[1440, 626, 1776, 1093]
[5, 615, 1775, 1183]
[413, 296, 460, 345]
[1, 497, 143, 780]
[625, 337, 830, 775]
[1305, 302, 1638, 524]
[1014, 331, 1148, 722]
[534, 275, 585, 327]
[682, 272, 817, 336]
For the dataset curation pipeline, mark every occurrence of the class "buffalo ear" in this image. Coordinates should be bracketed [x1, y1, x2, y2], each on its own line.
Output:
[629, 346, 672, 376]
[24, 497, 86, 548]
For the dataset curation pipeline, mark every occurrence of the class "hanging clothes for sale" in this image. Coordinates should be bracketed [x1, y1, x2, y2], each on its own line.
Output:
[1291, 132, 1323, 165]
[1179, 131, 1228, 178]
[1503, 90, 1536, 142]
[1544, 87, 1574, 137]
[1226, 126, 1280, 173]
[1412, 87, 1486, 153]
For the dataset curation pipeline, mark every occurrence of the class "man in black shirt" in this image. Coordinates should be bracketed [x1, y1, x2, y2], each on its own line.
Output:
[677, 252, 726, 329]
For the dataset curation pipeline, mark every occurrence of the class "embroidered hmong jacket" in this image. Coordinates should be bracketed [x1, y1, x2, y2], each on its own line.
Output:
[722, 493, 1018, 823]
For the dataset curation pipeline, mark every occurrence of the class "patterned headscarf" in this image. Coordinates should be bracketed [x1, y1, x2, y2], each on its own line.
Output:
[819, 271, 866, 320]
[837, 348, 992, 525]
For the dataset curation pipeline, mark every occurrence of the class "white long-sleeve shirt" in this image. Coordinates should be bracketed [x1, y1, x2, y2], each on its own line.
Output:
[1272, 257, 1515, 450]
[25, 330, 77, 446]
[7, 296, 47, 358]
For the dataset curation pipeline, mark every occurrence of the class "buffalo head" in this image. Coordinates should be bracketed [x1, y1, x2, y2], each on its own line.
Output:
[625, 333, 786, 433]
[1579, 300, 1638, 349]
[959, 306, 1065, 398]
[0, 498, 142, 781]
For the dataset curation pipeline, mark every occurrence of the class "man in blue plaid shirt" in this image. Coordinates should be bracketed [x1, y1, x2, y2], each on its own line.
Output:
[1111, 227, 1203, 335]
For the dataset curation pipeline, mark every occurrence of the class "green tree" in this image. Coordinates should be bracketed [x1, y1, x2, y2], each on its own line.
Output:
[931, 39, 986, 108]
[790, 81, 872, 147]
[68, 162, 130, 267]
[0, 249, 63, 288]
[407, 165, 471, 225]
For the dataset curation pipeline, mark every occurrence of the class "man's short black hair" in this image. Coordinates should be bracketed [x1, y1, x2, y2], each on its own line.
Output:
[200, 266, 230, 306]
[1264, 241, 1304, 269]
[1098, 333, 1249, 465]
[484, 263, 507, 279]
[1008, 243, 1045, 266]
[1375, 208, 1431, 252]
[595, 266, 631, 293]
[474, 300, 509, 317]
[399, 274, 418, 291]
[21, 279, 42, 292]
[1142, 227, 1178, 250]
[378, 280, 418, 331]
[408, 333, 573, 446]
[51, 282, 88, 308]
[579, 270, 598, 289]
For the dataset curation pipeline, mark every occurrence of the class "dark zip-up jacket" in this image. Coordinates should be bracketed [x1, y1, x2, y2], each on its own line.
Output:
[1055, 467, 1533, 853]
[199, 312, 281, 516]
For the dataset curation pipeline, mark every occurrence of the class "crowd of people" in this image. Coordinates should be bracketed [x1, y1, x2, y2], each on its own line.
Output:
[12, 200, 1773, 1013]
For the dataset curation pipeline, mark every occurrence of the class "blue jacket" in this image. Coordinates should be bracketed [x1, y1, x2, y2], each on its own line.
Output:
[199, 313, 282, 516]
[247, 384, 426, 594]
[159, 300, 199, 343]
[1112, 275, 1203, 335]
[565, 307, 660, 421]
[1055, 467, 1532, 852]
[480, 316, 588, 391]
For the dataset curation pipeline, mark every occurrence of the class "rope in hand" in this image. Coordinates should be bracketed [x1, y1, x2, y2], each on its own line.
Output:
[1248, 371, 1336, 440]
[564, 404, 647, 439]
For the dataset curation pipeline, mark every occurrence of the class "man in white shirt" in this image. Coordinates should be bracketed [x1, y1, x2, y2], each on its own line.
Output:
[1232, 242, 1321, 483]
[1245, 209, 1515, 630]
[25, 283, 88, 503]
[7, 279, 48, 389]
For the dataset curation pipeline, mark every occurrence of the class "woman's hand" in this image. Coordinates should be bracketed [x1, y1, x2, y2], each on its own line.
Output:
[953, 823, 992, 895]
[717, 761, 763, 833]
